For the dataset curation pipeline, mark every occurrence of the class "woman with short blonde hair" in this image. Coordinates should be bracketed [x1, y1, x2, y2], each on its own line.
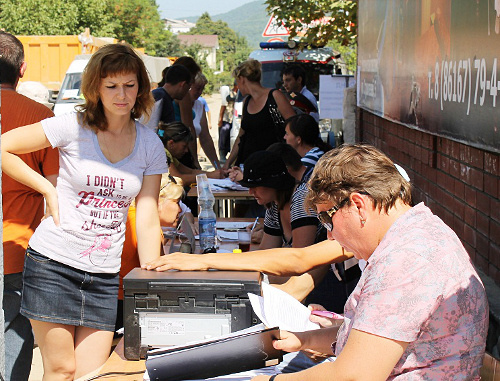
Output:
[223, 58, 296, 170]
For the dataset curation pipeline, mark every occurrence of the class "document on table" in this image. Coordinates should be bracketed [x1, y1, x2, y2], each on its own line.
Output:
[216, 221, 251, 229]
[248, 282, 320, 332]
[144, 365, 279, 381]
[208, 178, 249, 191]
[217, 230, 239, 241]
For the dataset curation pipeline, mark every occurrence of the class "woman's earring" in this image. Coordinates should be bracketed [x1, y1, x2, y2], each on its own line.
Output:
[360, 218, 366, 226]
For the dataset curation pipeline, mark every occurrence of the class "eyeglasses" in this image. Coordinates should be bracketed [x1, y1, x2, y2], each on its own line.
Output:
[317, 197, 350, 232]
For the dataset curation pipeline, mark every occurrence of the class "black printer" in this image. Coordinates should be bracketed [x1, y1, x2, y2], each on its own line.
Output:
[123, 268, 262, 360]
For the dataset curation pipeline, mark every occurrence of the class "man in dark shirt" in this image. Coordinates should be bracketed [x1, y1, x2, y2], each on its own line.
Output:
[1, 31, 59, 381]
[151, 64, 192, 128]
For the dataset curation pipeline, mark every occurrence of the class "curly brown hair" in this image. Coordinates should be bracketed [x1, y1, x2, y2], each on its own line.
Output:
[77, 43, 154, 131]
[305, 144, 412, 213]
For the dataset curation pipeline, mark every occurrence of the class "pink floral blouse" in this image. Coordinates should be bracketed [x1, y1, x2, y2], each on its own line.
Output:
[335, 203, 488, 380]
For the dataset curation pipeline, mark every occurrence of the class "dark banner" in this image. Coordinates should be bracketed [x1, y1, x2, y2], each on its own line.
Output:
[357, 0, 500, 153]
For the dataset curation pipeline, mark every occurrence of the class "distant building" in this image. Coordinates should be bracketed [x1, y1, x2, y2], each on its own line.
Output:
[177, 35, 219, 70]
[164, 18, 196, 34]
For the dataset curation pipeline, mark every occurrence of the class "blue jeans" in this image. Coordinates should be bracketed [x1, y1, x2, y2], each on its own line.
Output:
[4, 272, 33, 381]
[21, 247, 119, 331]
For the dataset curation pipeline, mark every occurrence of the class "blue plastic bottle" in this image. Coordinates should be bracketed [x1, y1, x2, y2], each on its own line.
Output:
[196, 175, 216, 252]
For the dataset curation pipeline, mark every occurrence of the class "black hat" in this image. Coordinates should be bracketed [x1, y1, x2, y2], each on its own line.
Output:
[239, 151, 296, 190]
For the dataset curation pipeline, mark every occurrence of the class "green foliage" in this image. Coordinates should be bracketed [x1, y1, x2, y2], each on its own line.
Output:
[328, 41, 357, 74]
[0, 0, 115, 36]
[0, 0, 181, 56]
[186, 13, 251, 76]
[110, 0, 178, 56]
[264, 0, 357, 48]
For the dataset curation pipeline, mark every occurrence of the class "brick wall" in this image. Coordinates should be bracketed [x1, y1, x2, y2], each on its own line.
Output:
[358, 109, 500, 283]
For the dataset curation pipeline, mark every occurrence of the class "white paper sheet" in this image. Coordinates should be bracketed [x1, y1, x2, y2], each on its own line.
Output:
[216, 221, 251, 229]
[249, 283, 319, 332]
[208, 178, 249, 192]
[248, 293, 270, 327]
[144, 365, 279, 381]
[217, 231, 239, 241]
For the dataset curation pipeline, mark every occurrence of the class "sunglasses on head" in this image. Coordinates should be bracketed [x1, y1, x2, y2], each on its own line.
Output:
[317, 197, 350, 232]
[160, 174, 178, 192]
[170, 129, 190, 141]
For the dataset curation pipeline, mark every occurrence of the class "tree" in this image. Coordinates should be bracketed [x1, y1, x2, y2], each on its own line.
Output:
[328, 40, 357, 74]
[0, 0, 181, 56]
[110, 0, 181, 56]
[185, 13, 251, 74]
[264, 0, 357, 48]
[0, 0, 115, 36]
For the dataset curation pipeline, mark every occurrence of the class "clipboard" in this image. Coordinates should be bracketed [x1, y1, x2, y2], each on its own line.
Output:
[145, 327, 282, 381]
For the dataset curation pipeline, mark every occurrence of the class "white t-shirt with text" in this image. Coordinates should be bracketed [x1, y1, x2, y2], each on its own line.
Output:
[29, 112, 168, 273]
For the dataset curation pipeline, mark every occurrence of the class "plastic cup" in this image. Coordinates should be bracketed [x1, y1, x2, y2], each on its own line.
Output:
[237, 230, 251, 252]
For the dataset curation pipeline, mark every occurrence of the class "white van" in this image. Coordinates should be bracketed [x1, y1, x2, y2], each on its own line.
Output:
[53, 55, 90, 116]
[54, 53, 171, 116]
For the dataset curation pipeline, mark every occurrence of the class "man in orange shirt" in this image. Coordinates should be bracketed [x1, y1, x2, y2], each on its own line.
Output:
[0, 31, 59, 381]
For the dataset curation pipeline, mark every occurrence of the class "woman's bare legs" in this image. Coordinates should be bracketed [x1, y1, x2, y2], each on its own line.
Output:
[30, 320, 76, 381]
[74, 326, 114, 379]
[31, 319, 114, 380]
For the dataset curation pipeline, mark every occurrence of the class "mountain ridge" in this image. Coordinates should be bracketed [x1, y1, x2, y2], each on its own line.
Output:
[183, 1, 271, 48]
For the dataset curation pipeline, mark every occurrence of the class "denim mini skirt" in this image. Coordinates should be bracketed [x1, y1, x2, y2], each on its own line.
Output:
[21, 247, 119, 332]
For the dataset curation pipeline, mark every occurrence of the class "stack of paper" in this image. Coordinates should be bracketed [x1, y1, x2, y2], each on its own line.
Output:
[145, 325, 281, 381]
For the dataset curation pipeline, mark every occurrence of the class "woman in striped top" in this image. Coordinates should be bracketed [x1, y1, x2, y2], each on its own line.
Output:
[284, 114, 332, 176]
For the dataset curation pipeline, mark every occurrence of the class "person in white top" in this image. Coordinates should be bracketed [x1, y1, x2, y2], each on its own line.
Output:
[282, 65, 319, 122]
[1, 43, 168, 379]
[189, 73, 221, 170]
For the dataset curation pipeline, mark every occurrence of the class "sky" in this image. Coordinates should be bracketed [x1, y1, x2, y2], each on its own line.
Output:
[156, 0, 258, 20]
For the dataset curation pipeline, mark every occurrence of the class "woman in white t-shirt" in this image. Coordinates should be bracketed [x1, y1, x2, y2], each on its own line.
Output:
[1, 43, 168, 379]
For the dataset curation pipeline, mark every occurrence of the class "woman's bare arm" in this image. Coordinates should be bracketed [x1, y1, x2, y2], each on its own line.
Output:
[144, 239, 352, 275]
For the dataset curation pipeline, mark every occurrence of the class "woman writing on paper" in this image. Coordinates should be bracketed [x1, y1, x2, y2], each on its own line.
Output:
[251, 144, 488, 381]
[161, 121, 224, 186]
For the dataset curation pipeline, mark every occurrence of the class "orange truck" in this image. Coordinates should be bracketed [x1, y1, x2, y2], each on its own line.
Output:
[17, 34, 116, 92]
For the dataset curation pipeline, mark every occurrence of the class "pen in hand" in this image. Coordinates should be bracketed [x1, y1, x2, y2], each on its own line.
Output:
[310, 310, 344, 320]
[251, 217, 259, 232]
